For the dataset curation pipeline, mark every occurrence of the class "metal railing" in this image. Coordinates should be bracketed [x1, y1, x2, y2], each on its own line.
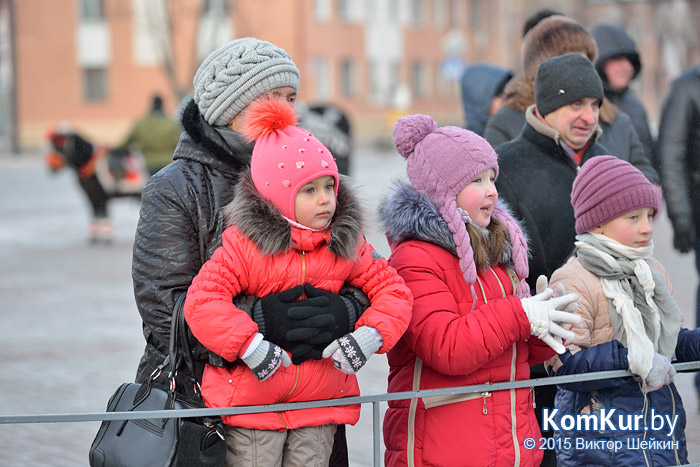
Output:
[1, 361, 699, 466]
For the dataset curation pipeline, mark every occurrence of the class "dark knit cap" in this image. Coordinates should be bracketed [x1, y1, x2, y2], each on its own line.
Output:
[571, 155, 662, 234]
[535, 53, 605, 116]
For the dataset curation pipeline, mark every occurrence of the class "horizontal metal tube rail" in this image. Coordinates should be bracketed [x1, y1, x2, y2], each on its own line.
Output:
[1, 361, 698, 424]
[3, 361, 698, 466]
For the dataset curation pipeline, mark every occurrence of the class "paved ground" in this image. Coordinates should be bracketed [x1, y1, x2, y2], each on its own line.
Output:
[0, 147, 699, 466]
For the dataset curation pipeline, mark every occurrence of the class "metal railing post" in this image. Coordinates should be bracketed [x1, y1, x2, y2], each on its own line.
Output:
[373, 400, 381, 466]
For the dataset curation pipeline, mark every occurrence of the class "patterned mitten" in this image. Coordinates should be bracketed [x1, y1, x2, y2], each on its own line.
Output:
[322, 326, 382, 374]
[241, 333, 291, 382]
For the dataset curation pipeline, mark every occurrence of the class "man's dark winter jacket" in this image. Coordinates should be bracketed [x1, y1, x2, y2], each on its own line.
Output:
[484, 75, 658, 183]
[495, 106, 610, 293]
[132, 99, 253, 392]
[657, 65, 700, 233]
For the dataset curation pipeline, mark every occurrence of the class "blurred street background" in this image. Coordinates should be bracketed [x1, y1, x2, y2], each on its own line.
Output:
[1, 146, 699, 466]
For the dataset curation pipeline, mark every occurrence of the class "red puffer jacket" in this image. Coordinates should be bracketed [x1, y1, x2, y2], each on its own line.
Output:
[185, 174, 412, 430]
[379, 183, 555, 467]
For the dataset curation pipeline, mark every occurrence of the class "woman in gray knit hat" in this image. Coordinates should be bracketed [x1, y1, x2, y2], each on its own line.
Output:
[132, 37, 362, 467]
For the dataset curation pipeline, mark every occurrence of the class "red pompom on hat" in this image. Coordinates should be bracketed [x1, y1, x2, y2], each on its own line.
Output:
[244, 99, 339, 222]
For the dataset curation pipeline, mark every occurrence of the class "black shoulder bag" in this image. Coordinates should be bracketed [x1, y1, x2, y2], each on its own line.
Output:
[89, 301, 226, 467]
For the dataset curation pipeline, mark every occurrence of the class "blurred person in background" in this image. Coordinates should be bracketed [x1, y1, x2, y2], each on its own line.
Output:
[119, 95, 182, 176]
[459, 64, 513, 136]
[298, 103, 353, 175]
[656, 61, 700, 405]
[592, 23, 655, 165]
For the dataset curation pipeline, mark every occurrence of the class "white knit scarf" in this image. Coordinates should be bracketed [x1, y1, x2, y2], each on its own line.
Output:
[575, 232, 681, 379]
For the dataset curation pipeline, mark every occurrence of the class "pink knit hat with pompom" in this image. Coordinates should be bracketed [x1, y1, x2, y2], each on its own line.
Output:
[392, 114, 529, 295]
[243, 99, 338, 222]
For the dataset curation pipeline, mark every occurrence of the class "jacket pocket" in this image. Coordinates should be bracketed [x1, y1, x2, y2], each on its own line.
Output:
[422, 391, 492, 410]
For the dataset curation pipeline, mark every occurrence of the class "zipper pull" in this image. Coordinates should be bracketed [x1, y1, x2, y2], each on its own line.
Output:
[531, 387, 536, 409]
[482, 392, 491, 414]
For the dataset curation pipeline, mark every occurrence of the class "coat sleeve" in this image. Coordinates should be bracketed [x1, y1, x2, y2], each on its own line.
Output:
[389, 242, 531, 376]
[657, 77, 695, 226]
[550, 341, 630, 392]
[622, 114, 659, 184]
[346, 241, 413, 354]
[675, 327, 700, 363]
[184, 228, 258, 361]
[483, 112, 512, 148]
[132, 172, 204, 365]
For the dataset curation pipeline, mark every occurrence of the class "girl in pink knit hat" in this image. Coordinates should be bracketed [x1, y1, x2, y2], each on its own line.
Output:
[546, 155, 700, 466]
[183, 98, 412, 466]
[378, 114, 580, 467]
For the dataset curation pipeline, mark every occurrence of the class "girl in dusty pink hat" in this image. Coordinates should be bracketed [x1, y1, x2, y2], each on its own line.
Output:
[184, 98, 412, 466]
[547, 155, 700, 466]
[378, 113, 580, 467]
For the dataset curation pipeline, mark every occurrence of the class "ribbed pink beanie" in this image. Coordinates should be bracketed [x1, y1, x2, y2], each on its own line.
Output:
[392, 114, 529, 290]
[572, 155, 662, 234]
[243, 99, 338, 222]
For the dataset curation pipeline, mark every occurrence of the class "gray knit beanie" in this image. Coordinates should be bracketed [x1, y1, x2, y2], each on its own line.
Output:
[535, 53, 604, 116]
[193, 38, 300, 126]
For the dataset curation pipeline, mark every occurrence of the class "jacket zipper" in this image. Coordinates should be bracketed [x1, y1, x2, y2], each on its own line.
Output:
[276, 366, 301, 428]
[300, 250, 306, 284]
[487, 266, 521, 466]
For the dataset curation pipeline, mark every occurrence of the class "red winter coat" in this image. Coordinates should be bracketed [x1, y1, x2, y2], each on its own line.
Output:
[379, 183, 555, 467]
[184, 174, 412, 430]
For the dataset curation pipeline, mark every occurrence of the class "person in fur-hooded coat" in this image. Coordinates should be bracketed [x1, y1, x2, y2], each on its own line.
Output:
[184, 99, 412, 435]
[483, 15, 658, 183]
[379, 114, 580, 467]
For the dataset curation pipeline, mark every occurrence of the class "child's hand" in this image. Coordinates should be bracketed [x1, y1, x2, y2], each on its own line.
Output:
[322, 326, 382, 374]
[642, 353, 676, 393]
[241, 334, 292, 382]
[521, 284, 581, 354]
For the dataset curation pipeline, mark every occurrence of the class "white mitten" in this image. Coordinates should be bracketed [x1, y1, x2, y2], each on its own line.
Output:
[642, 353, 676, 393]
[521, 282, 580, 354]
[322, 326, 382, 374]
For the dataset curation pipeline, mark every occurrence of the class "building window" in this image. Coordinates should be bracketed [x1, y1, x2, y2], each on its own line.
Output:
[83, 67, 107, 101]
[340, 58, 356, 98]
[314, 0, 332, 22]
[448, 0, 462, 28]
[314, 57, 331, 100]
[410, 0, 424, 27]
[79, 0, 105, 23]
[433, 0, 447, 29]
[411, 61, 427, 98]
[470, 0, 482, 29]
[337, 0, 352, 22]
[387, 0, 399, 23]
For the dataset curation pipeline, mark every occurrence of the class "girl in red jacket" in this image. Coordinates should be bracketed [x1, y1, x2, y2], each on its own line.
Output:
[378, 114, 580, 467]
[184, 99, 412, 466]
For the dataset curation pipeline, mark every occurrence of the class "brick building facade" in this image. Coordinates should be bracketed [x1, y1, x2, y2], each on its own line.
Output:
[1, 0, 699, 150]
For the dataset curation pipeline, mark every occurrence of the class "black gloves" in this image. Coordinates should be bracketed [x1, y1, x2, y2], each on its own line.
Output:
[673, 220, 696, 253]
[251, 284, 369, 365]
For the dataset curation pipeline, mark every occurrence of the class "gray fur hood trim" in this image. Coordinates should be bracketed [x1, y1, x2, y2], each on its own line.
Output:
[223, 171, 365, 259]
[378, 180, 523, 266]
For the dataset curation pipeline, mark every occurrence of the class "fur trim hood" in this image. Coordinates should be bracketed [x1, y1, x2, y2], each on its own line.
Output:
[223, 171, 364, 259]
[378, 180, 526, 270]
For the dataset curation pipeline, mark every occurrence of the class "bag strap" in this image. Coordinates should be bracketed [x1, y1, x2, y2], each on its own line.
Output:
[169, 292, 203, 397]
